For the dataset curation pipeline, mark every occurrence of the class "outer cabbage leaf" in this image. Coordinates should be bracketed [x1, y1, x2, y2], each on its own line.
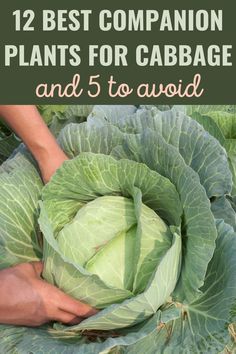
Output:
[186, 105, 235, 117]
[138, 105, 173, 113]
[188, 107, 236, 195]
[190, 112, 225, 146]
[58, 122, 124, 159]
[50, 105, 94, 136]
[111, 129, 217, 303]
[205, 110, 236, 139]
[225, 139, 236, 195]
[126, 220, 236, 354]
[211, 196, 236, 231]
[0, 313, 164, 354]
[37, 105, 68, 125]
[89, 109, 232, 198]
[42, 154, 182, 231]
[88, 105, 137, 128]
[0, 150, 43, 268]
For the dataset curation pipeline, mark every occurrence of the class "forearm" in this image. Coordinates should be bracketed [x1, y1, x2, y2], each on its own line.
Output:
[0, 105, 62, 163]
[0, 105, 68, 183]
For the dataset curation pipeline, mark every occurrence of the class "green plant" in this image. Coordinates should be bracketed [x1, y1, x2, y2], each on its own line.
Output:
[0, 105, 235, 353]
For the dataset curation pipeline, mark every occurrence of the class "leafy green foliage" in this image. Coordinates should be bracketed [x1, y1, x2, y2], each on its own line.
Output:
[0, 105, 82, 164]
[0, 119, 20, 163]
[188, 105, 236, 196]
[0, 105, 235, 353]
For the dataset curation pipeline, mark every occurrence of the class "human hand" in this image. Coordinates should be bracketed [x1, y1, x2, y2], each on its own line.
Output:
[37, 148, 69, 184]
[0, 262, 98, 327]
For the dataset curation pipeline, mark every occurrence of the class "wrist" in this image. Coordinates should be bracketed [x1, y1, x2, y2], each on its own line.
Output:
[34, 143, 69, 183]
[33, 140, 66, 166]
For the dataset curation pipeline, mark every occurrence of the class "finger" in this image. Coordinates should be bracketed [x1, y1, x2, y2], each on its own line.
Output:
[53, 311, 83, 325]
[52, 288, 98, 317]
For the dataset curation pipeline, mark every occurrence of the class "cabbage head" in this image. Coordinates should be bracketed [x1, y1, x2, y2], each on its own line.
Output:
[0, 105, 236, 354]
